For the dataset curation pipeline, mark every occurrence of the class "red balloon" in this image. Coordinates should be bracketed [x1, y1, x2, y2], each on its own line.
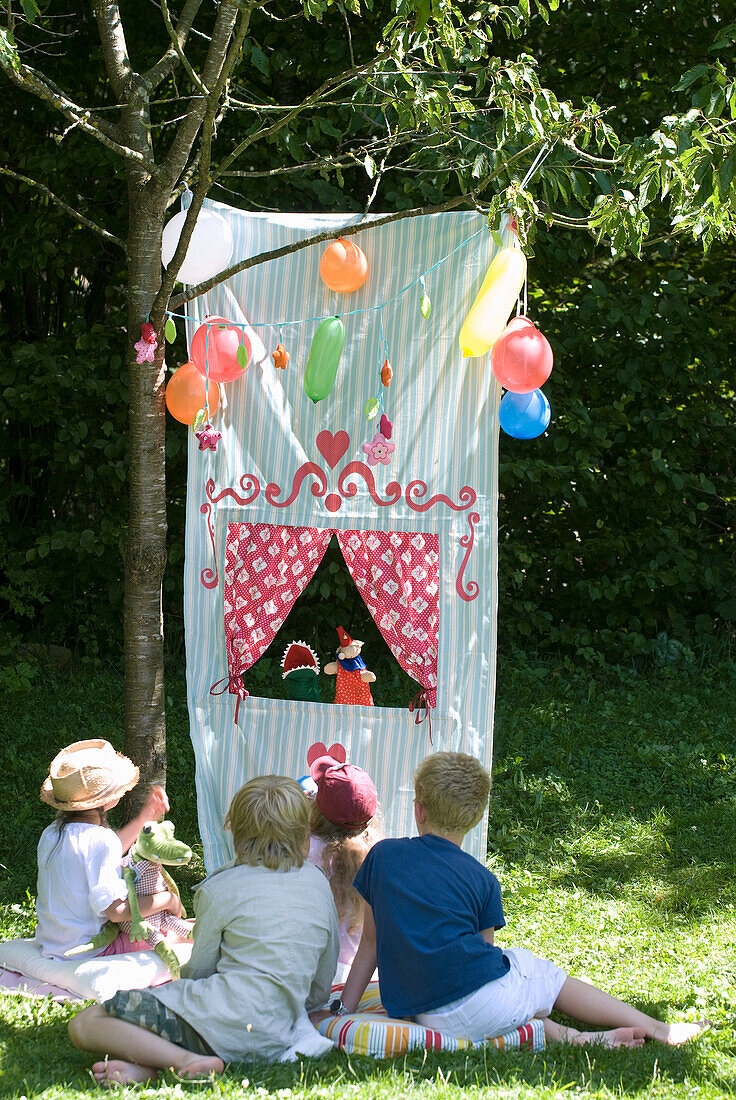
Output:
[491, 315, 553, 394]
[165, 361, 220, 424]
[190, 315, 251, 383]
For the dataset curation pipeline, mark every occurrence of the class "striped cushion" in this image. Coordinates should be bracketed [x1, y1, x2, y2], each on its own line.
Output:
[317, 982, 545, 1057]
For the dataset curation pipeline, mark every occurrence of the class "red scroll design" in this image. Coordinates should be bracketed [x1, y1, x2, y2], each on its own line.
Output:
[455, 511, 480, 602]
[199, 502, 219, 589]
[405, 481, 477, 513]
[265, 462, 328, 508]
[337, 462, 402, 508]
[206, 474, 261, 507]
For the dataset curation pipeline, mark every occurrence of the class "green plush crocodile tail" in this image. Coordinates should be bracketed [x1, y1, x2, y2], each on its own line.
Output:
[64, 923, 118, 956]
[155, 939, 181, 979]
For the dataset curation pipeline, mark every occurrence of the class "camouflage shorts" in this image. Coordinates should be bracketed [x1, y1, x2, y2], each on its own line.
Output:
[103, 989, 215, 1057]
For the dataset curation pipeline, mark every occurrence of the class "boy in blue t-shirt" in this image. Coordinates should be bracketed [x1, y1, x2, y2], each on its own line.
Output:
[335, 752, 707, 1047]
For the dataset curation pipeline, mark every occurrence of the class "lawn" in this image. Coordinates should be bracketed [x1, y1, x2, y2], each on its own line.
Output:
[1, 658, 735, 1098]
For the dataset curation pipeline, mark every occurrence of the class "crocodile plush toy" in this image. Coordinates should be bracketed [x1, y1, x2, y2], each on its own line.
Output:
[66, 820, 193, 978]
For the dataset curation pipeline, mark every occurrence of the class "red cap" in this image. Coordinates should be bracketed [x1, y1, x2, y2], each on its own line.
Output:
[307, 742, 377, 829]
[336, 626, 352, 648]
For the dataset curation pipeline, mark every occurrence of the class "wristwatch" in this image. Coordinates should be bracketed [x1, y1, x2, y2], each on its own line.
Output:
[329, 998, 348, 1016]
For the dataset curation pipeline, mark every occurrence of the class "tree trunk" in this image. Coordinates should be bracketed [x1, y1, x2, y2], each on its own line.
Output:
[122, 173, 170, 812]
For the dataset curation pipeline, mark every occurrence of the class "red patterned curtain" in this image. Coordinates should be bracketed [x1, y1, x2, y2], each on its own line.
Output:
[222, 523, 332, 702]
[335, 530, 439, 707]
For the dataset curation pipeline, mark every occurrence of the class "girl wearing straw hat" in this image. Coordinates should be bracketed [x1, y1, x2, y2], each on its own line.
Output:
[36, 739, 175, 959]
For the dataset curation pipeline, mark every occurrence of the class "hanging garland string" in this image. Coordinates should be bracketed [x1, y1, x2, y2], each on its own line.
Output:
[164, 223, 488, 334]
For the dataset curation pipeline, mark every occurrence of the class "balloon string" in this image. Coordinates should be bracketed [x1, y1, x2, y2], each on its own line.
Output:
[518, 140, 555, 193]
[204, 324, 210, 417]
[167, 221, 497, 331]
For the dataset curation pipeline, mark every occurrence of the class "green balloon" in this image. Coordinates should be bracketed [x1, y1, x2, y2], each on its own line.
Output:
[304, 317, 345, 403]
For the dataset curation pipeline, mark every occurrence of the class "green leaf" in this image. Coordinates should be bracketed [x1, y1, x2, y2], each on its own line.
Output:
[364, 154, 377, 180]
[673, 64, 711, 92]
[20, 0, 40, 22]
[165, 317, 177, 344]
[718, 152, 736, 196]
[0, 28, 20, 71]
[249, 44, 269, 75]
[236, 344, 250, 370]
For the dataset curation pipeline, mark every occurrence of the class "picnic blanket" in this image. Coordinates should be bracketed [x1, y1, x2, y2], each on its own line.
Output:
[0, 937, 192, 1003]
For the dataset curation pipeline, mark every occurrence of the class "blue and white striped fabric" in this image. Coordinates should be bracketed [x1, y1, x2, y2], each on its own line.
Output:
[183, 204, 511, 870]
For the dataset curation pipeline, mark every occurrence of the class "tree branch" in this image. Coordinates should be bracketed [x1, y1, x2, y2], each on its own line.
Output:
[92, 0, 133, 101]
[211, 60, 379, 183]
[138, 0, 205, 95]
[563, 138, 619, 168]
[0, 58, 157, 174]
[0, 167, 124, 247]
[168, 186, 494, 311]
[151, 5, 255, 320]
[157, 0, 246, 188]
[155, 0, 208, 95]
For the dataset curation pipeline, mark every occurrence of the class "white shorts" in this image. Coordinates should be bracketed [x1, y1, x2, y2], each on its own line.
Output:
[415, 948, 567, 1040]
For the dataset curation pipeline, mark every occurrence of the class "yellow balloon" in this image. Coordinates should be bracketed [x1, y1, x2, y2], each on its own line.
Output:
[458, 246, 527, 359]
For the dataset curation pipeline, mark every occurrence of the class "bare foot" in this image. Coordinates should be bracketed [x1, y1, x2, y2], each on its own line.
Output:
[92, 1059, 158, 1086]
[573, 1027, 647, 1049]
[656, 1020, 711, 1046]
[174, 1054, 225, 1080]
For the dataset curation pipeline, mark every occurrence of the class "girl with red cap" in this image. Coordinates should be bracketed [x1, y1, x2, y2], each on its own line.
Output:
[305, 742, 381, 982]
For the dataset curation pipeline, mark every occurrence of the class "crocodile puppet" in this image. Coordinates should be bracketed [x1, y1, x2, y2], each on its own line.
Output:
[66, 820, 193, 978]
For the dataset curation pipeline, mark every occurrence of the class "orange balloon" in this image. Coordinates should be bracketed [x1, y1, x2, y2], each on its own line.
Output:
[319, 237, 369, 293]
[165, 361, 220, 425]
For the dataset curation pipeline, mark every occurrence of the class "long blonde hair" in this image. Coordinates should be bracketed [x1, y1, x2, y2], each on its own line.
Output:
[309, 803, 380, 933]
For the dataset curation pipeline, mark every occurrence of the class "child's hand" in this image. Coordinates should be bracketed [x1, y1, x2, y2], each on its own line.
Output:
[141, 785, 169, 822]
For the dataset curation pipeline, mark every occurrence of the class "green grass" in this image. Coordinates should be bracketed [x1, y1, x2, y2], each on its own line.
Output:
[1, 659, 736, 1098]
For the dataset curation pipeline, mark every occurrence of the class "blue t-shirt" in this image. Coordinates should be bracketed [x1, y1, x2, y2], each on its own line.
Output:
[353, 834, 509, 1017]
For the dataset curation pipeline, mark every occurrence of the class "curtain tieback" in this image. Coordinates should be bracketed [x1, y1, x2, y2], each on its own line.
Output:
[409, 687, 433, 745]
[210, 670, 249, 726]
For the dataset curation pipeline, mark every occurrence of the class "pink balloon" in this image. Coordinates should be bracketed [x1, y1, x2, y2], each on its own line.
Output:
[491, 315, 553, 394]
[191, 315, 251, 383]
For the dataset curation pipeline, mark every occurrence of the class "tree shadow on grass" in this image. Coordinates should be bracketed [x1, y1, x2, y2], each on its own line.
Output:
[491, 669, 736, 921]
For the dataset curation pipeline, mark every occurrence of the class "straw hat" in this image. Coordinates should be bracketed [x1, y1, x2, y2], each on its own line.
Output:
[40, 738, 140, 811]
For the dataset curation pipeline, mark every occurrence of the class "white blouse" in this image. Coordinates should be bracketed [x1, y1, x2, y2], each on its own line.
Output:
[35, 822, 128, 958]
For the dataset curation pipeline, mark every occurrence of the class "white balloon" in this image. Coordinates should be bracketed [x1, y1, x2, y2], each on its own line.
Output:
[161, 208, 234, 284]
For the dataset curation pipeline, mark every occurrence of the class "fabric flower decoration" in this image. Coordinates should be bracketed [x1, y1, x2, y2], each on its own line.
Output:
[195, 423, 222, 452]
[362, 430, 395, 466]
[134, 322, 158, 364]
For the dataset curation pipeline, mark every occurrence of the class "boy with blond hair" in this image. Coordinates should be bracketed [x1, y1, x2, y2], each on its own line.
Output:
[70, 776, 338, 1084]
[337, 752, 707, 1047]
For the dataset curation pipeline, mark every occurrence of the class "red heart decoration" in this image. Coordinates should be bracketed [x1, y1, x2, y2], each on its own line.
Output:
[306, 740, 347, 768]
[316, 429, 350, 469]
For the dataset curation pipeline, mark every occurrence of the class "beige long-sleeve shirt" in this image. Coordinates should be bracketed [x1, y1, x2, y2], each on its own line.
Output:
[152, 858, 338, 1062]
